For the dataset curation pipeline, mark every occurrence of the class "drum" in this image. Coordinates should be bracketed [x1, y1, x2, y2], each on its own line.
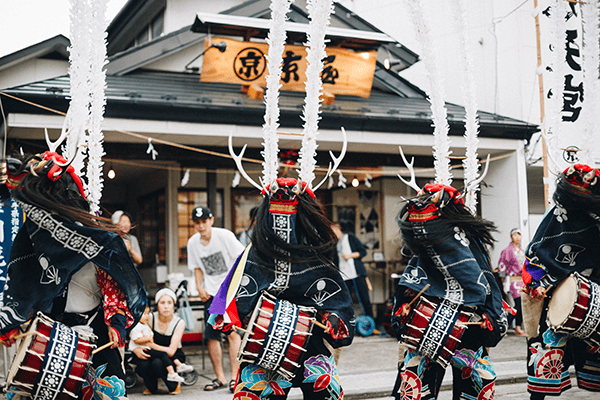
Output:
[401, 296, 474, 368]
[238, 291, 316, 379]
[6, 313, 96, 400]
[547, 272, 600, 345]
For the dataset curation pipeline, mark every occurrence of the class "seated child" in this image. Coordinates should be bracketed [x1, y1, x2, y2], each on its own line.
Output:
[129, 306, 194, 382]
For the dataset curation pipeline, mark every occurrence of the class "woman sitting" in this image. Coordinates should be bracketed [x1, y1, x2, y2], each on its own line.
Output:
[132, 288, 193, 394]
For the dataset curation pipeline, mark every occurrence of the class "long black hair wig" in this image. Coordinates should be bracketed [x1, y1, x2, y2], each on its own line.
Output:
[398, 187, 497, 260]
[250, 192, 338, 268]
[2, 153, 114, 230]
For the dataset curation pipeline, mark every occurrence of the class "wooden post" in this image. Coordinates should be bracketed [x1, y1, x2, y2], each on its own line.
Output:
[534, 0, 550, 208]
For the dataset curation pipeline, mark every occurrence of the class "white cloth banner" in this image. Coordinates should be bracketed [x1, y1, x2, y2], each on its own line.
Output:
[540, 0, 594, 178]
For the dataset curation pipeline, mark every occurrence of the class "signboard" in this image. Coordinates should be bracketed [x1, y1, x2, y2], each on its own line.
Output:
[0, 200, 23, 302]
[200, 37, 377, 98]
[540, 1, 594, 172]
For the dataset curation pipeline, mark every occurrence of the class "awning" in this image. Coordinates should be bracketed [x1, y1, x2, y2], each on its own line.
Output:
[191, 12, 395, 49]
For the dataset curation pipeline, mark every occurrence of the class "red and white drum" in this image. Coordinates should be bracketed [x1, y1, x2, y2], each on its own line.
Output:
[401, 296, 474, 368]
[6, 313, 96, 400]
[238, 291, 316, 379]
[547, 272, 600, 346]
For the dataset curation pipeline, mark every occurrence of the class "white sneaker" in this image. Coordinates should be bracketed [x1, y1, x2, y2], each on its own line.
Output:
[176, 364, 194, 373]
[167, 373, 185, 383]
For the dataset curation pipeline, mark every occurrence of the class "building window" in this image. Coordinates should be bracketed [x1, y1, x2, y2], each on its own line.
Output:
[177, 189, 223, 265]
[127, 10, 164, 50]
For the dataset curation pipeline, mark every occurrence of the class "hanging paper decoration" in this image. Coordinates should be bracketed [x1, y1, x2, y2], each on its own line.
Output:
[364, 173, 372, 188]
[86, 0, 109, 215]
[261, 0, 294, 187]
[64, 0, 109, 214]
[452, 0, 481, 213]
[231, 171, 241, 188]
[338, 171, 347, 189]
[146, 138, 158, 160]
[404, 0, 452, 186]
[297, 0, 336, 188]
[64, 0, 93, 176]
[181, 169, 190, 187]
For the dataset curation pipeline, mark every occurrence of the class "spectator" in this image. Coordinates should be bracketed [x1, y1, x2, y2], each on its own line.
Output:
[132, 288, 192, 394]
[331, 223, 374, 319]
[237, 206, 258, 247]
[498, 228, 526, 336]
[187, 206, 244, 392]
[129, 305, 192, 384]
[112, 210, 143, 266]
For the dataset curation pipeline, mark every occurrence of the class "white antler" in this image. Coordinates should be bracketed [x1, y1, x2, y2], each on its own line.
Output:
[229, 134, 263, 192]
[398, 146, 421, 192]
[465, 153, 490, 193]
[45, 117, 70, 154]
[312, 127, 348, 191]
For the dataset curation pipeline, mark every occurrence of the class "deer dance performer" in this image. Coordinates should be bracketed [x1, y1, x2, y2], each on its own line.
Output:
[208, 0, 353, 399]
[523, 164, 600, 399]
[390, 167, 507, 399]
[0, 149, 147, 400]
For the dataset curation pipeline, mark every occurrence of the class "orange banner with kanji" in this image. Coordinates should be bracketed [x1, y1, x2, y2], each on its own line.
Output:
[200, 37, 377, 98]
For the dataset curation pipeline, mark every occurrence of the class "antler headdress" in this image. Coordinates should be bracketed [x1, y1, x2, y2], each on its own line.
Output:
[399, 0, 488, 212]
[229, 0, 346, 194]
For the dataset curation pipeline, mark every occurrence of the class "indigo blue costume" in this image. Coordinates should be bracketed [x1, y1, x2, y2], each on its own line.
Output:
[1, 152, 147, 399]
[523, 164, 600, 397]
[210, 178, 354, 400]
[391, 184, 507, 400]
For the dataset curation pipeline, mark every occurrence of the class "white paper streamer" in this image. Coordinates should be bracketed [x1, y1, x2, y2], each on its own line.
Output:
[405, 0, 452, 186]
[181, 169, 191, 187]
[453, 0, 480, 213]
[297, 0, 335, 188]
[146, 138, 158, 160]
[231, 171, 241, 188]
[337, 171, 347, 188]
[261, 0, 294, 188]
[65, 0, 92, 178]
[86, 0, 108, 214]
[580, 1, 599, 167]
[64, 0, 108, 214]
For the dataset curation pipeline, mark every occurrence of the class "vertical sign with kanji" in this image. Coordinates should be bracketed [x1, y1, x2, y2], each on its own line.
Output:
[540, 1, 592, 174]
[0, 200, 23, 302]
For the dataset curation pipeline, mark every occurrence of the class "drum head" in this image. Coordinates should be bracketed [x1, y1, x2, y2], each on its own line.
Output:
[547, 275, 579, 328]
[6, 318, 42, 388]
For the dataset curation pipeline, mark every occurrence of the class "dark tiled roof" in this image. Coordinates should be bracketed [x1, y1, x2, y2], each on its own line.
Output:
[3, 71, 537, 140]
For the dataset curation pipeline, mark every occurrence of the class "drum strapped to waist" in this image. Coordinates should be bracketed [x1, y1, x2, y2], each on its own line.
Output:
[547, 272, 600, 346]
[400, 296, 475, 368]
[6, 313, 97, 400]
[238, 291, 317, 379]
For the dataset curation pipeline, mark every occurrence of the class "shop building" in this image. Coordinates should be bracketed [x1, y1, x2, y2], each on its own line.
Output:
[0, 0, 537, 319]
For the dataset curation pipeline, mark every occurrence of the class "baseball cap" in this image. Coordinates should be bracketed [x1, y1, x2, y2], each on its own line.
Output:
[510, 228, 521, 236]
[191, 206, 213, 220]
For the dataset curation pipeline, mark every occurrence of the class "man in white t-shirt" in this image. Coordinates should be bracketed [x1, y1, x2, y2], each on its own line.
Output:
[187, 206, 244, 392]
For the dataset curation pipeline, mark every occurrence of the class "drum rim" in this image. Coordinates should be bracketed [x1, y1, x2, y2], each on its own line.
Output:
[547, 273, 583, 328]
[6, 317, 45, 389]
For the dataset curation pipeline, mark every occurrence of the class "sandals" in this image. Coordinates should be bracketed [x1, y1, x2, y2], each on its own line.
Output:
[229, 379, 236, 393]
[204, 379, 224, 391]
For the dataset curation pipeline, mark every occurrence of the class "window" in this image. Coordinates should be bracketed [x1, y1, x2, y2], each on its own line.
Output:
[126, 10, 164, 50]
[151, 12, 164, 40]
[177, 190, 223, 264]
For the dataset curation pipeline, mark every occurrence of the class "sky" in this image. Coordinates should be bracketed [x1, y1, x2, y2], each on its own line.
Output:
[0, 0, 128, 58]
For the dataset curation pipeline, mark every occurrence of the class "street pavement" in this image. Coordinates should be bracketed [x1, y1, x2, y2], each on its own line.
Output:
[125, 331, 596, 399]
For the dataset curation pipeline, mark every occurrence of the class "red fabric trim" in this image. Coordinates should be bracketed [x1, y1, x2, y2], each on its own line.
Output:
[97, 268, 135, 329]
